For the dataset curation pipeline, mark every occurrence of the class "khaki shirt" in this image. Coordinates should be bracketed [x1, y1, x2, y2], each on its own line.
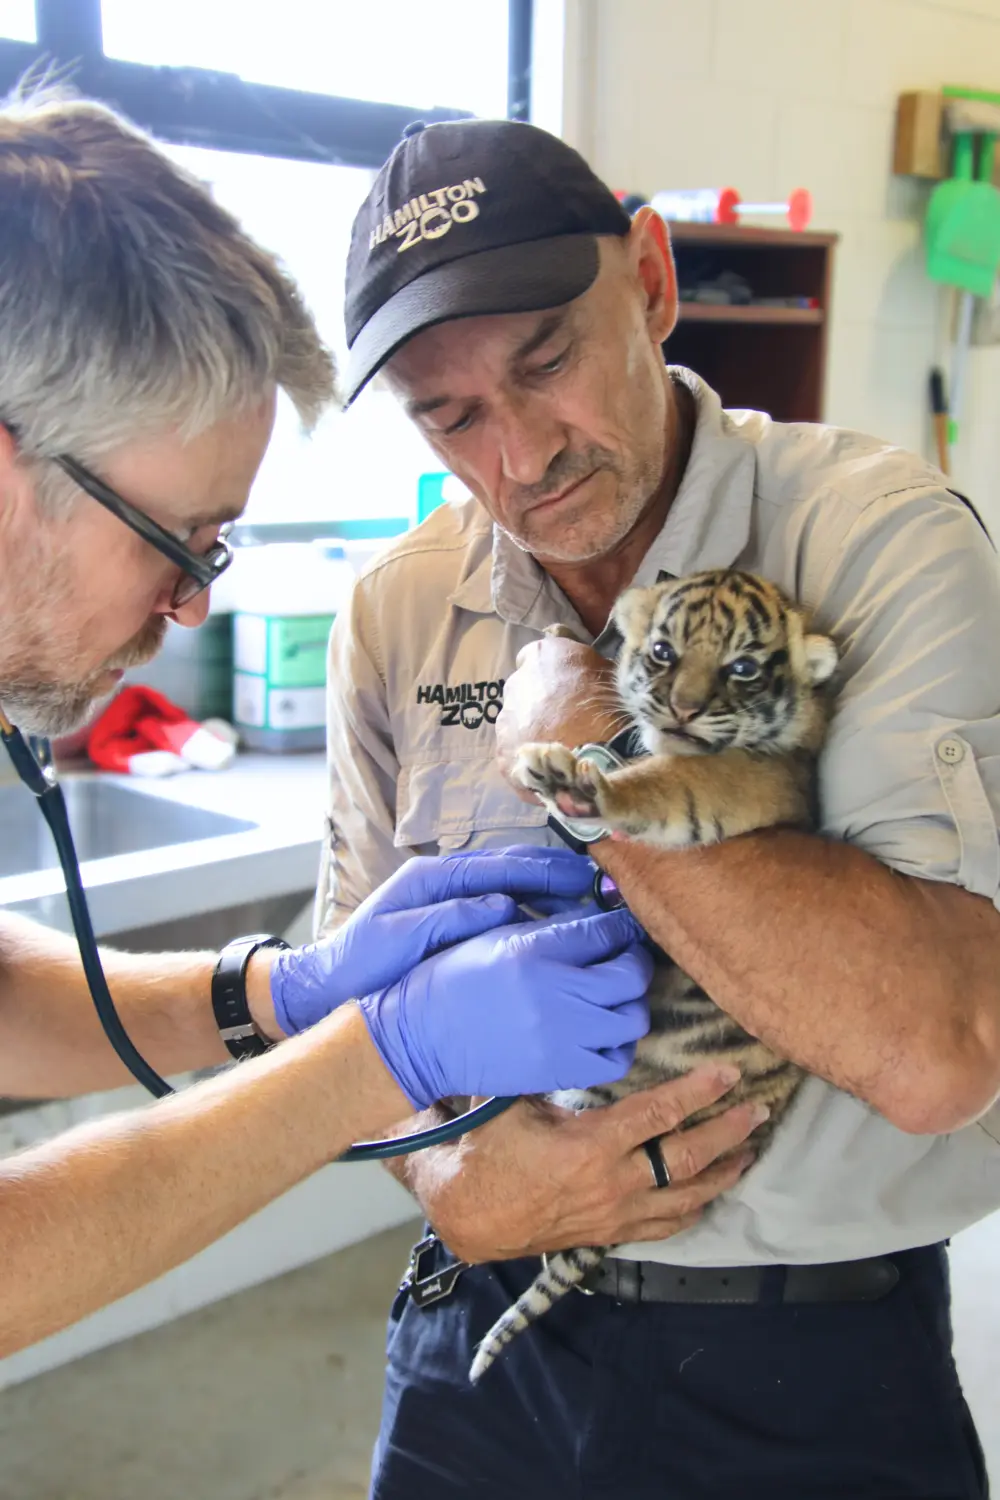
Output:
[317, 368, 1000, 1267]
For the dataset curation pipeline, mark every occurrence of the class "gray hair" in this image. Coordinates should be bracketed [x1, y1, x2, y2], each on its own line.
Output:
[0, 82, 338, 477]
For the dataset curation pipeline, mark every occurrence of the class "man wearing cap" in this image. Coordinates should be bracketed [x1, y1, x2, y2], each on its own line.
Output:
[322, 117, 1000, 1497]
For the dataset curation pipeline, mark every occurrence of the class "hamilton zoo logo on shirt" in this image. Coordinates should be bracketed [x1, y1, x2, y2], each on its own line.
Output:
[417, 677, 504, 729]
[370, 177, 487, 254]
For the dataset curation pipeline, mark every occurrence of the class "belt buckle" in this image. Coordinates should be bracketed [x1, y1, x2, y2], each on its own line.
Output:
[401, 1235, 469, 1309]
[542, 1250, 597, 1296]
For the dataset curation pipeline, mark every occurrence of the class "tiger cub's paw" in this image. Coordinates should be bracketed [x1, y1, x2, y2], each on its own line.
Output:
[511, 743, 607, 819]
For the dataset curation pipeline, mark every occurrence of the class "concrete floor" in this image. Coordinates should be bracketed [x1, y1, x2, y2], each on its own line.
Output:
[0, 1220, 421, 1500]
[0, 1214, 996, 1499]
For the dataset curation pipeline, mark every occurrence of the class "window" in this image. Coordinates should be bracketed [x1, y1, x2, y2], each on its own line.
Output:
[0, 0, 527, 527]
[102, 0, 511, 119]
[3, 2, 530, 165]
[165, 144, 439, 529]
[3, 2, 529, 164]
[0, 0, 33, 42]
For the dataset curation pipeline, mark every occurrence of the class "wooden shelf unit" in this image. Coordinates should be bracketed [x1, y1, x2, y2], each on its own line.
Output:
[665, 222, 838, 423]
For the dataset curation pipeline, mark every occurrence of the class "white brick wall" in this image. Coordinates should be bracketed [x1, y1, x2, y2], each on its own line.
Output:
[554, 0, 1000, 532]
[550, 9, 1000, 1479]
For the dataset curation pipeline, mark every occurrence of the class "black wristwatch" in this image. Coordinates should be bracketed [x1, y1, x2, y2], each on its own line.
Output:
[212, 934, 290, 1060]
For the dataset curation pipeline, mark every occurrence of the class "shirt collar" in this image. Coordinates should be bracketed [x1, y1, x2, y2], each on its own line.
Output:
[631, 367, 756, 585]
[448, 509, 574, 630]
[448, 368, 757, 629]
[447, 521, 543, 622]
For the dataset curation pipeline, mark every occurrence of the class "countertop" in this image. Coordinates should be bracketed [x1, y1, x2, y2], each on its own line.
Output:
[0, 752, 328, 937]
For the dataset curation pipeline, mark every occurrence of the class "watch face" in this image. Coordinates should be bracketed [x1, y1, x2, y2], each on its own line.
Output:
[550, 743, 625, 844]
[574, 743, 626, 773]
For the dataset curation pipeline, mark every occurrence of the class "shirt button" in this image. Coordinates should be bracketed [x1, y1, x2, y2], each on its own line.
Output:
[937, 737, 966, 766]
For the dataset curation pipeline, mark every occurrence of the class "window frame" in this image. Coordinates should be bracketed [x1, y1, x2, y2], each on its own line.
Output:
[0, 0, 532, 166]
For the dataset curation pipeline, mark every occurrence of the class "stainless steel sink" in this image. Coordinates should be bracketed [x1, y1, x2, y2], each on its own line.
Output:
[0, 780, 257, 879]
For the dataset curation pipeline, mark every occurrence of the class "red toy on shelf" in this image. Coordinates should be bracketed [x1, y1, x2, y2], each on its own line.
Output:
[623, 186, 813, 231]
[716, 186, 812, 231]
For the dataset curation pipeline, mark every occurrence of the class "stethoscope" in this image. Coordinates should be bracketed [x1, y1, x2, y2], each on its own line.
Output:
[0, 708, 513, 1160]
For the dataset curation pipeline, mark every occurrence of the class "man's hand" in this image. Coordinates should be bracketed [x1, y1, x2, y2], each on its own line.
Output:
[496, 638, 619, 795]
[401, 1065, 763, 1262]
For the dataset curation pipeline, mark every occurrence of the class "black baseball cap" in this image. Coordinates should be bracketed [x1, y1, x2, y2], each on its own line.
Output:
[342, 118, 632, 406]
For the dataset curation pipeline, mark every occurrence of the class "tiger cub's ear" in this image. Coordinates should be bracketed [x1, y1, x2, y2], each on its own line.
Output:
[612, 585, 663, 642]
[803, 634, 839, 685]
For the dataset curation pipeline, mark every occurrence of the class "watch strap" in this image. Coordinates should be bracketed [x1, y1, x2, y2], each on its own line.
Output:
[212, 934, 289, 1060]
[606, 726, 645, 761]
[546, 812, 593, 855]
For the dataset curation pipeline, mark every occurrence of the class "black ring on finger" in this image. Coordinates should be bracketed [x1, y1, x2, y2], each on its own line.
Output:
[643, 1137, 671, 1190]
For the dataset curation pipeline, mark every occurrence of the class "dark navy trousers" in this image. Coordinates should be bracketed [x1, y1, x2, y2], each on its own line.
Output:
[370, 1241, 988, 1500]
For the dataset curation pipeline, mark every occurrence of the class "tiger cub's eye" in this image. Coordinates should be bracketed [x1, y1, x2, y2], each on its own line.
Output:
[727, 655, 761, 681]
[650, 640, 678, 665]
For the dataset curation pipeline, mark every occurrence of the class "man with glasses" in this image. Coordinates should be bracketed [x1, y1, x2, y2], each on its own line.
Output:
[0, 88, 749, 1358]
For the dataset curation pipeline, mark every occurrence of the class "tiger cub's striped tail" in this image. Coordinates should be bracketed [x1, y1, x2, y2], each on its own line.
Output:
[469, 1245, 606, 1383]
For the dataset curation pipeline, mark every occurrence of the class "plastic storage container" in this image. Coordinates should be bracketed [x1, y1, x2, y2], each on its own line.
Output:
[229, 544, 355, 753]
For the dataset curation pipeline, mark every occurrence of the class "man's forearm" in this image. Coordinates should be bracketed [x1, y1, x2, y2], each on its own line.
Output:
[0, 913, 280, 1097]
[597, 828, 1000, 1134]
[0, 1003, 408, 1356]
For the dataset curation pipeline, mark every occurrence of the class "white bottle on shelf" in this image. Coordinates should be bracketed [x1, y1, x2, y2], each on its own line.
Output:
[650, 189, 720, 223]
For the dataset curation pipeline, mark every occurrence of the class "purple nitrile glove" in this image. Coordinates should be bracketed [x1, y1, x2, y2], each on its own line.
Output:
[455, 843, 601, 917]
[357, 907, 654, 1109]
[269, 847, 598, 1036]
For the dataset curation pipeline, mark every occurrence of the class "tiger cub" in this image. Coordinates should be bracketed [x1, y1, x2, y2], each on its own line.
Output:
[469, 569, 839, 1384]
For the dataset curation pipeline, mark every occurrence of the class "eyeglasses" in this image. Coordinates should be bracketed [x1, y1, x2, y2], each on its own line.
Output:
[53, 453, 234, 610]
[2, 420, 234, 610]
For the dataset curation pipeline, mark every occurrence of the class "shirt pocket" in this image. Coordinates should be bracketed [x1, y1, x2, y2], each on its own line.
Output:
[394, 753, 549, 853]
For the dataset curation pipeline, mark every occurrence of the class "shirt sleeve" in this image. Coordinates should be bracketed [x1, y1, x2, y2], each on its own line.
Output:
[810, 486, 1000, 905]
[313, 578, 409, 938]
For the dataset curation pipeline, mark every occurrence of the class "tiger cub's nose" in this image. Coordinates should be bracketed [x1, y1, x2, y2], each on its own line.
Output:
[669, 693, 705, 723]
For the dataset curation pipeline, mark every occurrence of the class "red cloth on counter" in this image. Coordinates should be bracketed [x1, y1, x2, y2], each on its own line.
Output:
[86, 685, 231, 773]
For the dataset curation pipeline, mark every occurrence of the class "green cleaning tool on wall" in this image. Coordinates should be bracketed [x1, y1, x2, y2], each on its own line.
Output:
[926, 128, 1000, 298]
[926, 118, 1000, 445]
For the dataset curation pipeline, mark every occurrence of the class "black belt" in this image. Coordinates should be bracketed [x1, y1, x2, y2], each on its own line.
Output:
[585, 1254, 900, 1305]
[402, 1235, 905, 1312]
